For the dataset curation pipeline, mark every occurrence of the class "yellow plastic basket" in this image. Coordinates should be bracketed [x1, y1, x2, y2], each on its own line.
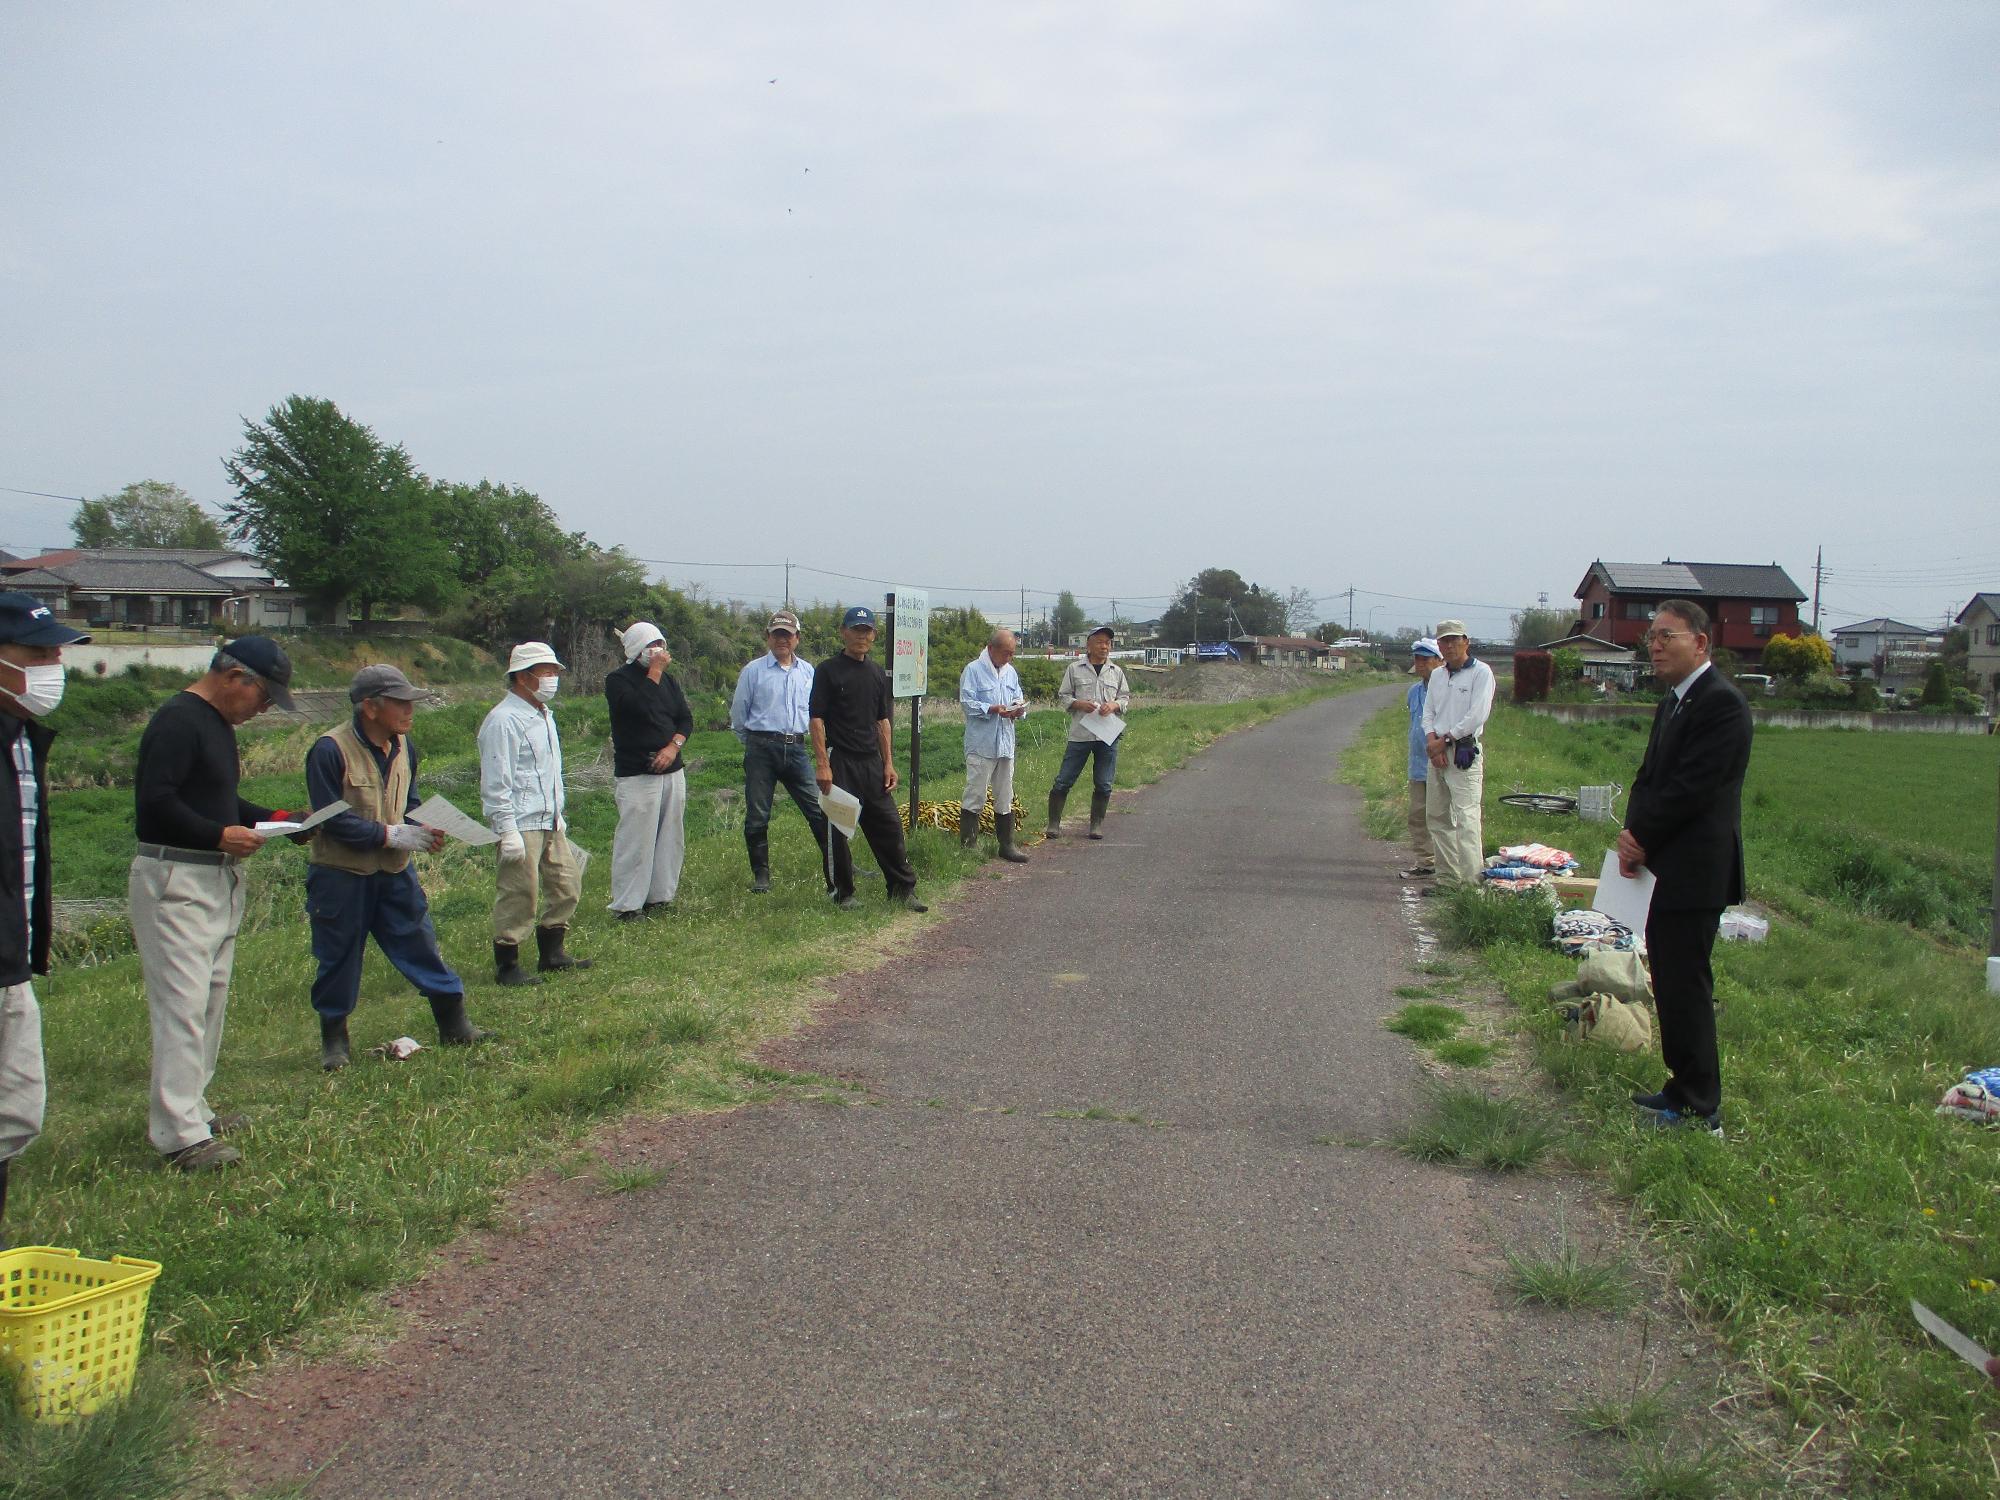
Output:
[0, 1246, 163, 1422]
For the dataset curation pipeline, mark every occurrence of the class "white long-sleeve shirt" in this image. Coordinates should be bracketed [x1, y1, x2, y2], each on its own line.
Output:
[1421, 656, 1495, 742]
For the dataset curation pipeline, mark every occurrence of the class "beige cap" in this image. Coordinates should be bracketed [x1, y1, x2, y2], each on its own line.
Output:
[766, 609, 802, 634]
[1433, 619, 1469, 639]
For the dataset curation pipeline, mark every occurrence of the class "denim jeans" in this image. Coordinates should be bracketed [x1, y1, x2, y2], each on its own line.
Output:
[1051, 738, 1118, 796]
[742, 735, 831, 876]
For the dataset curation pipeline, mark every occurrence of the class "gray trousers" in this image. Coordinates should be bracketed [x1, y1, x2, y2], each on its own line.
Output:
[609, 774, 686, 912]
[0, 982, 44, 1162]
[130, 855, 245, 1154]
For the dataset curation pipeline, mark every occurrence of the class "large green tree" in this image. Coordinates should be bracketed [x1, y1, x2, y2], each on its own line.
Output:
[1511, 606, 1576, 648]
[223, 397, 456, 623]
[1050, 590, 1087, 642]
[1159, 568, 1285, 643]
[72, 480, 227, 549]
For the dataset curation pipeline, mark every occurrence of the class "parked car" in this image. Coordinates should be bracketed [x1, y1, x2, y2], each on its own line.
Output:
[1734, 673, 1776, 696]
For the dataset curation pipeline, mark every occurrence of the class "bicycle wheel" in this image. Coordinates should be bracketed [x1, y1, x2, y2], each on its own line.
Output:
[1498, 793, 1578, 815]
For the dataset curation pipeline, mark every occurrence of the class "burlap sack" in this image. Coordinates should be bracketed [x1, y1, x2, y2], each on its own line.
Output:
[1577, 949, 1653, 1007]
[1563, 993, 1653, 1053]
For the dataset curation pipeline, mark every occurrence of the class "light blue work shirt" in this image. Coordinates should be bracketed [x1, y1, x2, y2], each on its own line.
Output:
[1407, 678, 1430, 782]
[730, 651, 815, 740]
[960, 650, 1027, 760]
[477, 690, 566, 834]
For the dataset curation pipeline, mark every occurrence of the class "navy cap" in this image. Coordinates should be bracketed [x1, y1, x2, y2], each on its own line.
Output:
[0, 592, 91, 647]
[842, 606, 877, 629]
[219, 635, 296, 710]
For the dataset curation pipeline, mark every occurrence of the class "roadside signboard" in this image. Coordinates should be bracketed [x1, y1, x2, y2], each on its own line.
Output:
[892, 586, 929, 698]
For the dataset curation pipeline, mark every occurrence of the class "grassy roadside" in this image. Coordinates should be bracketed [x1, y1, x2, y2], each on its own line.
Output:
[1343, 702, 2000, 1497]
[4, 673, 1377, 1492]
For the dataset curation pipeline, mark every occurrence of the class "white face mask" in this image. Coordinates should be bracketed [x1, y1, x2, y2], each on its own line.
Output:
[4, 663, 64, 717]
[533, 677, 560, 703]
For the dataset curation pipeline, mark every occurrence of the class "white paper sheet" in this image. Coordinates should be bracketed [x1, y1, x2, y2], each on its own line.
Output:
[818, 784, 863, 839]
[1080, 711, 1126, 744]
[254, 799, 350, 835]
[408, 793, 500, 846]
[1594, 848, 1656, 934]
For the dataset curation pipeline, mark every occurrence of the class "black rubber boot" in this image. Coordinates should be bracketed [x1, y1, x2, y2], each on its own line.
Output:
[536, 924, 592, 973]
[1088, 790, 1111, 839]
[1046, 788, 1068, 838]
[959, 808, 980, 850]
[429, 992, 493, 1046]
[494, 941, 544, 987]
[996, 812, 1030, 863]
[319, 1015, 350, 1072]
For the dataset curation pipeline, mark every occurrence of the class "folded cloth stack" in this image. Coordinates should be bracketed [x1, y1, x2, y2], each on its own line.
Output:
[1551, 907, 1635, 957]
[1497, 842, 1580, 872]
[1937, 1066, 2000, 1124]
[1480, 865, 1552, 894]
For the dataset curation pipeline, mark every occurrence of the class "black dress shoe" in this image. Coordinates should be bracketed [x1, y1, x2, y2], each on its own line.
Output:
[1630, 1091, 1674, 1112]
[616, 909, 646, 923]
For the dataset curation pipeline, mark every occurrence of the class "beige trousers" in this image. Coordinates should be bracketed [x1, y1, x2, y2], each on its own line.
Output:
[0, 982, 44, 1162]
[1406, 779, 1433, 863]
[130, 855, 244, 1154]
[493, 828, 582, 944]
[961, 753, 1016, 814]
[1424, 756, 1486, 887]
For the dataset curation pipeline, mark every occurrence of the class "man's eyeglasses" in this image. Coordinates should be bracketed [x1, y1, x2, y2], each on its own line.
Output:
[1643, 629, 1690, 646]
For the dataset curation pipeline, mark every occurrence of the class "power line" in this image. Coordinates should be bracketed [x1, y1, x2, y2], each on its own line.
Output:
[0, 485, 85, 503]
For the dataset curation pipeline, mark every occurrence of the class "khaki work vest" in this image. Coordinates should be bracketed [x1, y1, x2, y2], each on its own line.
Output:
[308, 720, 413, 876]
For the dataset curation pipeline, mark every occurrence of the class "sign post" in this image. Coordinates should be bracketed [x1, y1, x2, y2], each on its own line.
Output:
[890, 587, 930, 833]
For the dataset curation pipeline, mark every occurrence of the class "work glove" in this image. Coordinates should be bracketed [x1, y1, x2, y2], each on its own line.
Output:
[498, 831, 527, 863]
[386, 822, 433, 852]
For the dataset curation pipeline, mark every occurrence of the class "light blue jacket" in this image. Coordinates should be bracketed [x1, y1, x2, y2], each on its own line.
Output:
[478, 690, 566, 834]
[1407, 679, 1429, 782]
[960, 650, 1027, 759]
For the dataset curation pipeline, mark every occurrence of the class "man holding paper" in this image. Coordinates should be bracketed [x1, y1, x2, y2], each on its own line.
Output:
[303, 665, 490, 1071]
[479, 643, 591, 984]
[1046, 626, 1129, 840]
[1616, 599, 1753, 1136]
[957, 629, 1030, 863]
[131, 636, 294, 1171]
[809, 606, 926, 912]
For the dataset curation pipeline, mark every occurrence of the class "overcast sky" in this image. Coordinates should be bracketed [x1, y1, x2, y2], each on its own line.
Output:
[4, 2, 1995, 638]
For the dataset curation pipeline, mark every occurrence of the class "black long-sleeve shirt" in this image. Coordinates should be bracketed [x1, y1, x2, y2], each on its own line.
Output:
[604, 663, 693, 777]
[134, 691, 273, 850]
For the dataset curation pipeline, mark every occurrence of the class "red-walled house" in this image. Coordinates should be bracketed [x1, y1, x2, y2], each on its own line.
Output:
[1573, 560, 1807, 665]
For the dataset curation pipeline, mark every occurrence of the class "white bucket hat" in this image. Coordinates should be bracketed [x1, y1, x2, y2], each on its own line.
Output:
[506, 641, 564, 674]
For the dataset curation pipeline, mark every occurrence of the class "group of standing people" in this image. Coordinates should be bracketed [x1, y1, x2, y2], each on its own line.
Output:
[1400, 603, 1751, 1136]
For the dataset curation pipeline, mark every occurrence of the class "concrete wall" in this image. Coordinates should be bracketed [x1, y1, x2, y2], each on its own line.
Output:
[67, 643, 215, 678]
[1525, 702, 1993, 735]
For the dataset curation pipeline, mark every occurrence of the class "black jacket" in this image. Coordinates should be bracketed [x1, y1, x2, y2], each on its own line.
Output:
[1625, 667, 1753, 912]
[604, 662, 693, 777]
[0, 711, 55, 985]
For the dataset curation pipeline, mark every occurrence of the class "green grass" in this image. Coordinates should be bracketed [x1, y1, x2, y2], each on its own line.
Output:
[1430, 1037, 1497, 1068]
[1502, 1236, 1637, 1313]
[0, 1361, 196, 1500]
[597, 1164, 667, 1195]
[1384, 1003, 1464, 1043]
[1619, 1444, 1732, 1500]
[1571, 1386, 1676, 1440]
[13, 674, 1374, 1396]
[1394, 1086, 1560, 1171]
[1344, 700, 2000, 1497]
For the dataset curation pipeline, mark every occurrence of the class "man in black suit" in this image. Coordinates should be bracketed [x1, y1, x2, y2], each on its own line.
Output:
[1616, 598, 1754, 1136]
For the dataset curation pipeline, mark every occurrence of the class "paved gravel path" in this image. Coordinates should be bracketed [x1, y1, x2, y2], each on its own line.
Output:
[227, 687, 1654, 1497]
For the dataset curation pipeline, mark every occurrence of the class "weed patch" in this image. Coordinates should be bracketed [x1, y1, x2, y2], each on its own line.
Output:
[1430, 1037, 1497, 1068]
[1619, 1443, 1731, 1500]
[1384, 1003, 1464, 1043]
[0, 1360, 195, 1500]
[1570, 1386, 1674, 1440]
[1435, 885, 1555, 950]
[1502, 1237, 1636, 1313]
[1394, 1087, 1558, 1171]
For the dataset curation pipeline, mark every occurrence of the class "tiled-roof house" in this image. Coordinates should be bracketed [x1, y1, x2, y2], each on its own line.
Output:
[1954, 593, 2000, 709]
[1574, 560, 1807, 665]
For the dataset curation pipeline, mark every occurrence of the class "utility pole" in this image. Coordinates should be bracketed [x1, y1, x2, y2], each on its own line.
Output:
[1020, 586, 1027, 638]
[784, 559, 792, 610]
[1347, 585, 1355, 632]
[1812, 546, 1823, 634]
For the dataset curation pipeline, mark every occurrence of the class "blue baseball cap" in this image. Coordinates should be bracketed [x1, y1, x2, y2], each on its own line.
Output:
[0, 592, 90, 647]
[842, 606, 877, 629]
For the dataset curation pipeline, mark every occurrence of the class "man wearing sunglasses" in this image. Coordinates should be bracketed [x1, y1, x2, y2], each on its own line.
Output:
[1617, 599, 1754, 1138]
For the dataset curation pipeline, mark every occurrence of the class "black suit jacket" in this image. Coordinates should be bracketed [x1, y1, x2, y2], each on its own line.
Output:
[1624, 666, 1753, 912]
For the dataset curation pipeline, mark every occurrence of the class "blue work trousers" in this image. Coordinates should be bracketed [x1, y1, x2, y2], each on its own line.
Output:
[1051, 738, 1119, 796]
[305, 865, 462, 1021]
[742, 734, 832, 876]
